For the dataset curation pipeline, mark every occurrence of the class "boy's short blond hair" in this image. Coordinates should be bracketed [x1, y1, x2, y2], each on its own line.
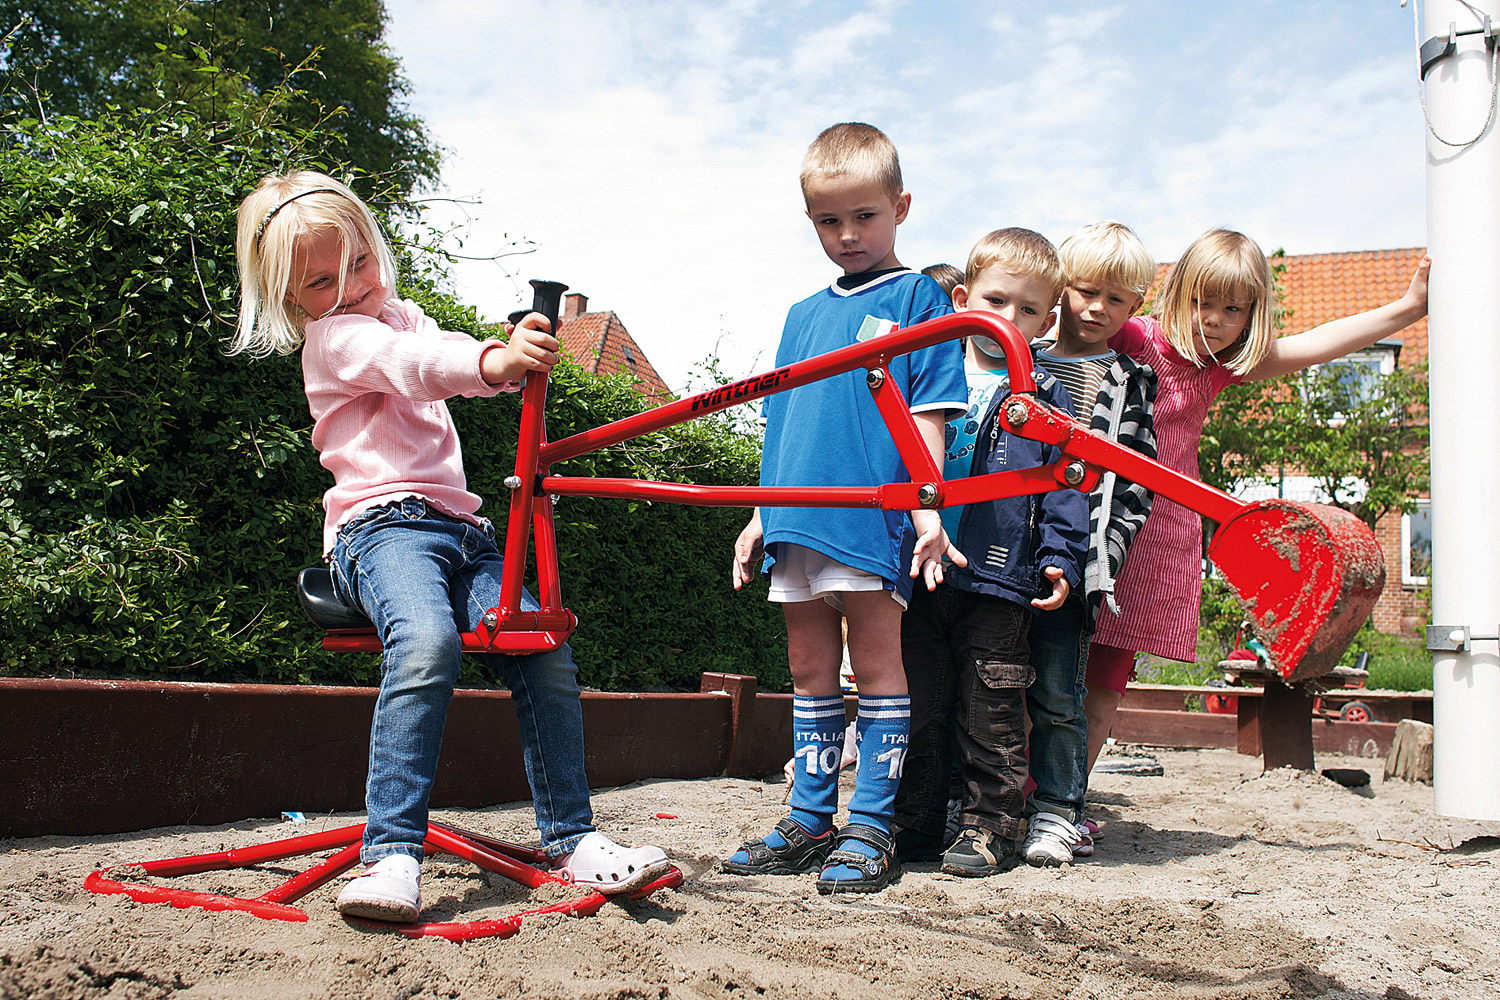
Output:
[799, 122, 903, 204]
[230, 171, 397, 357]
[1155, 228, 1276, 375]
[963, 228, 1065, 308]
[1058, 221, 1156, 296]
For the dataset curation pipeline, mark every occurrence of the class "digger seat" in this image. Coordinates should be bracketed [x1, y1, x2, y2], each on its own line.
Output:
[296, 567, 372, 631]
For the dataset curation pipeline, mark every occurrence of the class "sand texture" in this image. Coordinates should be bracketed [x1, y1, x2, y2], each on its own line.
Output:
[3, 746, 1498, 999]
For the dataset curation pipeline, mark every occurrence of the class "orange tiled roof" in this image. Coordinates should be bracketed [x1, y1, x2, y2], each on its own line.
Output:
[557, 311, 674, 402]
[1276, 248, 1428, 366]
[1150, 247, 1429, 366]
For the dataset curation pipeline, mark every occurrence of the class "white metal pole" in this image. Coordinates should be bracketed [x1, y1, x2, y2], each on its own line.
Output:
[1421, 0, 1500, 821]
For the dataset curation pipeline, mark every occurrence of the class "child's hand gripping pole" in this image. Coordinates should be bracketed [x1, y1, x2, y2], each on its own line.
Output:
[487, 279, 576, 649]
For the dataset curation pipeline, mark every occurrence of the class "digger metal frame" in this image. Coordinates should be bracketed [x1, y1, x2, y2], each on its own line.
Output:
[321, 311, 1074, 656]
[90, 311, 1381, 938]
[319, 309, 1381, 682]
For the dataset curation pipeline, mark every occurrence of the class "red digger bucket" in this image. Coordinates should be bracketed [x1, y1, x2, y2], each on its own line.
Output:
[1004, 392, 1387, 685]
[1207, 499, 1386, 684]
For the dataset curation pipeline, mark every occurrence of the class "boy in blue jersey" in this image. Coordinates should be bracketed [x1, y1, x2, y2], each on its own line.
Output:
[723, 123, 968, 894]
[891, 229, 1088, 876]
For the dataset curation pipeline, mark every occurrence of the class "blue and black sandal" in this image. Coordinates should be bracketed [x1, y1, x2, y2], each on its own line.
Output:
[721, 817, 833, 876]
[816, 823, 897, 894]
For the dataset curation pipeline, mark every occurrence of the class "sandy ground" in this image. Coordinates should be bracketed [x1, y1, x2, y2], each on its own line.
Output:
[3, 745, 1499, 1000]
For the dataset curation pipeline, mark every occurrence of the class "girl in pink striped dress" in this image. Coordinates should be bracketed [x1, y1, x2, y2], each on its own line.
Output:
[1081, 229, 1430, 786]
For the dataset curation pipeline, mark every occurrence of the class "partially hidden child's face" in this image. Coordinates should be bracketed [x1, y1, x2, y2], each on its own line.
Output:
[954, 264, 1058, 364]
[1058, 279, 1143, 351]
[1191, 293, 1252, 358]
[803, 176, 909, 275]
[285, 227, 388, 322]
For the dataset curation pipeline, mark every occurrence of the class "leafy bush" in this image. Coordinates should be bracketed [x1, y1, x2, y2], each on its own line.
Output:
[1347, 623, 1432, 693]
[1133, 656, 1219, 689]
[1, 0, 440, 199]
[0, 104, 786, 691]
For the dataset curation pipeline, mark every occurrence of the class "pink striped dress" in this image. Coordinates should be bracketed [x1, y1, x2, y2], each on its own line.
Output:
[1091, 317, 1241, 661]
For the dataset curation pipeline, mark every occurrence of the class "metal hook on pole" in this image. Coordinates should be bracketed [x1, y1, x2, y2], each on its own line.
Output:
[1409, 0, 1500, 147]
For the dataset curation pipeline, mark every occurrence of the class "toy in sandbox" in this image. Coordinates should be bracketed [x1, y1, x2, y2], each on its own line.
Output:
[1207, 627, 1374, 723]
[90, 281, 1386, 937]
[1204, 630, 1382, 773]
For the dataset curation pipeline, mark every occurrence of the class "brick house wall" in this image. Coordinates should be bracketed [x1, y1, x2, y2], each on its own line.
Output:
[1372, 505, 1429, 635]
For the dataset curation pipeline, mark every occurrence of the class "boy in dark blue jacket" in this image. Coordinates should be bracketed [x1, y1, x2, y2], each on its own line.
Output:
[894, 229, 1087, 876]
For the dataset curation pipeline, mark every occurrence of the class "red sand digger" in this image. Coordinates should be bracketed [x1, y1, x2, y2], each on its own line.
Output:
[87, 282, 1383, 937]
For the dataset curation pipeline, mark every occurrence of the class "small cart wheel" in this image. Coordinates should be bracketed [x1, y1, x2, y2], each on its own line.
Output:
[1339, 700, 1372, 723]
[1203, 693, 1238, 715]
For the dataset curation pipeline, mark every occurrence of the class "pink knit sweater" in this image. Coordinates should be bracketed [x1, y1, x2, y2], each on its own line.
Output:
[301, 298, 518, 554]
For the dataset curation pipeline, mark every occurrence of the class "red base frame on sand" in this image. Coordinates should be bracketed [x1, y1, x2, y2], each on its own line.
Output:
[84, 820, 682, 942]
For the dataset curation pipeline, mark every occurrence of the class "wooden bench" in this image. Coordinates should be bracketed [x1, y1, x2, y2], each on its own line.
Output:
[1209, 660, 1347, 770]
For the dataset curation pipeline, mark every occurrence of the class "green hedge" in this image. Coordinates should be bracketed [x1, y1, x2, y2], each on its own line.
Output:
[0, 105, 787, 691]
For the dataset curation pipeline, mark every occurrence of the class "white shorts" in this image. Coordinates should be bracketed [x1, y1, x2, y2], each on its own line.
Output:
[767, 543, 905, 611]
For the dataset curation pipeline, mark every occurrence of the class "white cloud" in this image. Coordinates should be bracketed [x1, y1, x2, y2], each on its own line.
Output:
[787, 9, 895, 81]
[384, 0, 1428, 392]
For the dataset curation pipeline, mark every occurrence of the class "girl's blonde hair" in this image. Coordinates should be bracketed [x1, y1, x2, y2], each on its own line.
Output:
[230, 171, 397, 357]
[1154, 228, 1275, 375]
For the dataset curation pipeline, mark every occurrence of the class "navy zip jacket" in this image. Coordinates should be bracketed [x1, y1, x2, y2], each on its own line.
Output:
[944, 364, 1088, 607]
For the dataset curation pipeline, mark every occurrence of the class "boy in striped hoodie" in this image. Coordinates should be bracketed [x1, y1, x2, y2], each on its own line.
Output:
[1022, 221, 1158, 865]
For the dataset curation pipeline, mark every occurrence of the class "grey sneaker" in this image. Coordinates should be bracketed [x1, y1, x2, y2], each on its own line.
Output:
[940, 826, 1015, 877]
[1022, 811, 1082, 868]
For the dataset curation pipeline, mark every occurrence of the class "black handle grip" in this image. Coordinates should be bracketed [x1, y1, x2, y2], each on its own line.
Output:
[528, 279, 569, 331]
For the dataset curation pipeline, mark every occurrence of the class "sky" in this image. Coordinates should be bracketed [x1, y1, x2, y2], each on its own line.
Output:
[382, 0, 1431, 393]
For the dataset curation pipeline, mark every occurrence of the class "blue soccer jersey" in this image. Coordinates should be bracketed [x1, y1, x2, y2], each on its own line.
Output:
[760, 270, 966, 600]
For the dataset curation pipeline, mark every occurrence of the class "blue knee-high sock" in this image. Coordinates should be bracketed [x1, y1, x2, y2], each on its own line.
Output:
[820, 694, 910, 882]
[786, 694, 846, 837]
[725, 695, 842, 866]
[846, 694, 910, 835]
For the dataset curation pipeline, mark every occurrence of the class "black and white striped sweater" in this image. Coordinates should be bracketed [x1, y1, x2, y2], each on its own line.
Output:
[1079, 354, 1157, 627]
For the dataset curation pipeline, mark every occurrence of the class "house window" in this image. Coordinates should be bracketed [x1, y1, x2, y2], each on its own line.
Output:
[1313, 339, 1400, 424]
[1326, 352, 1390, 395]
[1402, 499, 1432, 586]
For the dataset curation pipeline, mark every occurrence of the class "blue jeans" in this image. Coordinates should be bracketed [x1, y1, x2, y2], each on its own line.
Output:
[1026, 595, 1090, 824]
[330, 497, 594, 864]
